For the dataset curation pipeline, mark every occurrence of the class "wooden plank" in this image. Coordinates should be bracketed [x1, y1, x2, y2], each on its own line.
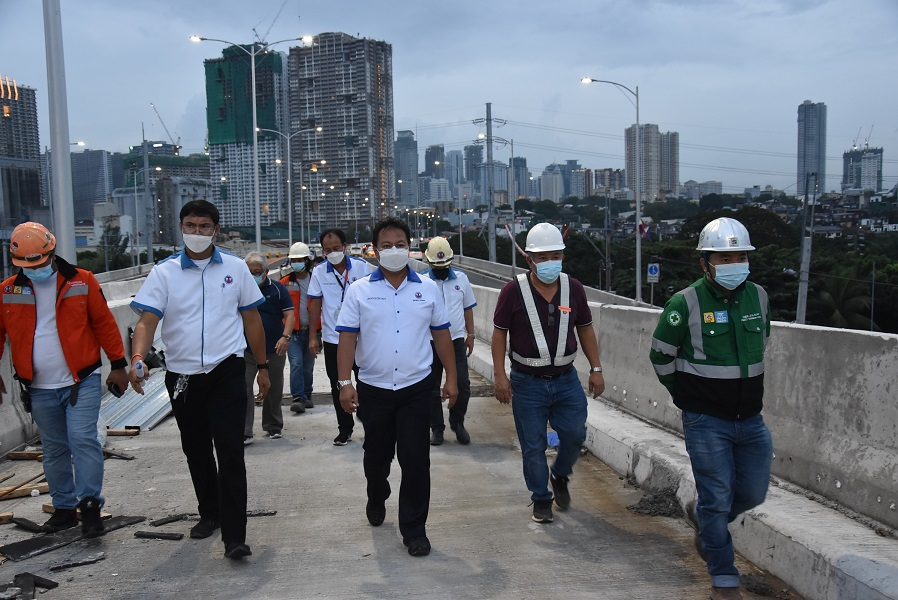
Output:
[0, 483, 48, 501]
[0, 512, 13, 524]
[106, 429, 140, 436]
[41, 503, 111, 518]
[7, 452, 42, 461]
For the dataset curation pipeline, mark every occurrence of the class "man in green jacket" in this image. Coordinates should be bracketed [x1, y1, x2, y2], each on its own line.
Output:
[650, 217, 772, 600]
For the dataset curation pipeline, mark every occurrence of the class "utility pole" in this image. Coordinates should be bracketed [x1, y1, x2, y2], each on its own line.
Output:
[142, 128, 154, 263]
[605, 196, 612, 291]
[795, 172, 817, 324]
[485, 103, 496, 262]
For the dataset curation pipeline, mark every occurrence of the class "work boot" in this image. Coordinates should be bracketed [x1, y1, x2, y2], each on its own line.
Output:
[709, 586, 742, 600]
[290, 399, 306, 414]
[78, 496, 105, 538]
[224, 542, 252, 559]
[450, 422, 471, 445]
[430, 429, 444, 446]
[43, 508, 79, 533]
[550, 473, 571, 511]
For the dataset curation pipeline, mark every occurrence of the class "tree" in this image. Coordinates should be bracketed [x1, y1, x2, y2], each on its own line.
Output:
[699, 194, 723, 212]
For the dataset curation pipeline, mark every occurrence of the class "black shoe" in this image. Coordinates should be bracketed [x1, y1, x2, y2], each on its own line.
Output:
[550, 473, 571, 511]
[190, 517, 221, 539]
[304, 398, 314, 409]
[78, 496, 105, 538]
[224, 542, 252, 559]
[685, 501, 707, 560]
[333, 431, 351, 446]
[430, 429, 444, 446]
[43, 508, 79, 533]
[531, 499, 554, 523]
[450, 422, 471, 445]
[290, 400, 306, 414]
[403, 536, 431, 557]
[366, 500, 386, 526]
[268, 429, 283, 439]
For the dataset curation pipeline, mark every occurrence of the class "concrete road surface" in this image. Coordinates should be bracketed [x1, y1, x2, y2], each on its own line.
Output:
[0, 360, 799, 599]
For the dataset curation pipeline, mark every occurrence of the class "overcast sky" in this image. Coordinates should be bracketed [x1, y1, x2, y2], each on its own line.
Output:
[5, 0, 898, 195]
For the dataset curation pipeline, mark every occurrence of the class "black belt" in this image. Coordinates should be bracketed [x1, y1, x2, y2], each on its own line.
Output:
[512, 366, 573, 381]
[294, 326, 310, 332]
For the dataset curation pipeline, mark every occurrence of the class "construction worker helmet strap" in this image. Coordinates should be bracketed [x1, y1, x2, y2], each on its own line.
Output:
[424, 237, 454, 265]
[10, 222, 56, 267]
[288, 242, 311, 259]
[696, 217, 755, 252]
[525, 223, 565, 252]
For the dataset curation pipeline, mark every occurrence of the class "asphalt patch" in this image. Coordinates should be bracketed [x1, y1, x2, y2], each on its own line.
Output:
[627, 489, 684, 518]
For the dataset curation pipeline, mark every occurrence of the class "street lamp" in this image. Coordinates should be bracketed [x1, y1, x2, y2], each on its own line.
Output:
[256, 126, 322, 247]
[581, 76, 642, 303]
[191, 34, 301, 252]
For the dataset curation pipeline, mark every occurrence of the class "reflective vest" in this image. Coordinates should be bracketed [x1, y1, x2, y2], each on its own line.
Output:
[510, 273, 577, 368]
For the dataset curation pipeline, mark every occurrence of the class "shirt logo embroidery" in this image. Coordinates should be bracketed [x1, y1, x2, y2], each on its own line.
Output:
[415, 292, 422, 299]
[3, 285, 11, 293]
[703, 312, 715, 323]
[715, 311, 729, 323]
[454, 285, 460, 291]
[667, 311, 682, 326]
[224, 275, 234, 285]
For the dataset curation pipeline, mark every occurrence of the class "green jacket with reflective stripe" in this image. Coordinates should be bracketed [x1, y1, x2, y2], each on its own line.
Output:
[649, 276, 771, 420]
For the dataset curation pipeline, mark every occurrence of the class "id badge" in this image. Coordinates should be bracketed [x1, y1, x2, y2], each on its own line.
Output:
[334, 305, 341, 318]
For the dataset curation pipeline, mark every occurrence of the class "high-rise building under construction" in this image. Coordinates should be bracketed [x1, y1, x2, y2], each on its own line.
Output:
[0, 75, 43, 228]
[287, 33, 394, 238]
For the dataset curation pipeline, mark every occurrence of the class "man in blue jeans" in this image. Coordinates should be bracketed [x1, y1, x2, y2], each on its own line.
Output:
[280, 242, 316, 414]
[650, 217, 772, 600]
[491, 223, 604, 524]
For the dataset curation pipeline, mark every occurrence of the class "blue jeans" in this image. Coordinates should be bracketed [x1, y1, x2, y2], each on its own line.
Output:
[30, 374, 104, 509]
[683, 411, 772, 588]
[287, 329, 314, 400]
[510, 368, 587, 502]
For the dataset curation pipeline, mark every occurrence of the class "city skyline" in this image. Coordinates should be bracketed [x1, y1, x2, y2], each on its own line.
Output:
[5, 0, 898, 197]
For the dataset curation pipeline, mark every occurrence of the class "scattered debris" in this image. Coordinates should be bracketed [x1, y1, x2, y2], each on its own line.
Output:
[102, 448, 135, 461]
[106, 428, 141, 437]
[6, 452, 42, 462]
[627, 489, 684, 518]
[247, 510, 277, 518]
[149, 513, 190, 527]
[741, 573, 792, 599]
[15, 572, 58, 590]
[134, 530, 184, 540]
[0, 513, 13, 525]
[0, 474, 14, 486]
[0, 473, 46, 501]
[9, 518, 44, 534]
[0, 516, 145, 561]
[49, 552, 106, 572]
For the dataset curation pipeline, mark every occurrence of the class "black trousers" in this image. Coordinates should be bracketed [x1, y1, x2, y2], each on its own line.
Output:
[357, 377, 431, 540]
[167, 355, 248, 544]
[323, 341, 355, 434]
[429, 337, 471, 432]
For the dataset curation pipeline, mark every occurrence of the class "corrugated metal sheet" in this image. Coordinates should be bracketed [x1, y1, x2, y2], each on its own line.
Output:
[99, 371, 172, 431]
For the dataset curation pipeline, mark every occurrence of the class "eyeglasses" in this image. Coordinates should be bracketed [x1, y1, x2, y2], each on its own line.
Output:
[547, 303, 556, 328]
[182, 223, 215, 235]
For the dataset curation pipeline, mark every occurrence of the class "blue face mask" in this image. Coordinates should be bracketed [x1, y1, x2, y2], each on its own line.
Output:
[535, 260, 563, 284]
[712, 262, 749, 290]
[291, 261, 307, 273]
[253, 274, 265, 286]
[26, 263, 55, 283]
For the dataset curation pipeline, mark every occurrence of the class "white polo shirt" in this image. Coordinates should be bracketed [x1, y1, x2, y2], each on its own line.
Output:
[336, 267, 449, 390]
[131, 247, 264, 374]
[307, 256, 375, 344]
[424, 267, 477, 341]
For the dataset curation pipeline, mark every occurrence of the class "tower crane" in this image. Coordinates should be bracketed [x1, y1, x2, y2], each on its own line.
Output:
[149, 102, 181, 153]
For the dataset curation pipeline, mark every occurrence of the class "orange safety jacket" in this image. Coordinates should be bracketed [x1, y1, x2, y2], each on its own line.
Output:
[280, 271, 319, 333]
[0, 256, 127, 385]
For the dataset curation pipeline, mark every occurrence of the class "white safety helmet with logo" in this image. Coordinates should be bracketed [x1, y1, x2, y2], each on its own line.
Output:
[424, 237, 454, 266]
[288, 242, 311, 259]
[525, 223, 565, 252]
[696, 217, 755, 252]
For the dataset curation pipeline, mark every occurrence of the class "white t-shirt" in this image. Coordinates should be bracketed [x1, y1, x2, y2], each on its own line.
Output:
[30, 276, 76, 389]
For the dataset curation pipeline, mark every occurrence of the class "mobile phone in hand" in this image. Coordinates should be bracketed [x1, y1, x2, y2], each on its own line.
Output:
[107, 382, 124, 398]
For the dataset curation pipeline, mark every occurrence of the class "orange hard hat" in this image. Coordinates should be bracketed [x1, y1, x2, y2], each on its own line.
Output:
[10, 222, 56, 267]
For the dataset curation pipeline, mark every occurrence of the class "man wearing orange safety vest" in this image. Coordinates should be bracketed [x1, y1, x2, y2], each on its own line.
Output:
[280, 242, 317, 414]
[0, 222, 129, 537]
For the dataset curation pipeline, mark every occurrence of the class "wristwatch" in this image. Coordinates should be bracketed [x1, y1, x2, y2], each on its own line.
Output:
[257, 362, 270, 371]
[589, 366, 603, 374]
[337, 379, 353, 390]
[281, 334, 291, 340]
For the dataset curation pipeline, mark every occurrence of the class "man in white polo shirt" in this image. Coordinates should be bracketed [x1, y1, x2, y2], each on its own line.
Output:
[336, 217, 457, 558]
[308, 228, 375, 446]
[129, 200, 270, 561]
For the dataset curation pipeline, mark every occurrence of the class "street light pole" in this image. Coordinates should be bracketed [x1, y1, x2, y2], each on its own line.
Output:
[581, 77, 642, 303]
[191, 34, 301, 253]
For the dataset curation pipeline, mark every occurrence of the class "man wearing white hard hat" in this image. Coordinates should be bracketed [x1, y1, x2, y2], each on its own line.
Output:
[650, 217, 772, 600]
[423, 237, 477, 446]
[280, 242, 317, 414]
[491, 223, 605, 524]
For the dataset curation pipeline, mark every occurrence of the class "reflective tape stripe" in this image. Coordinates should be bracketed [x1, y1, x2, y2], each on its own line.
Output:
[651, 337, 678, 357]
[2, 294, 35, 304]
[756, 284, 769, 331]
[511, 352, 576, 367]
[653, 361, 677, 376]
[516, 274, 551, 365]
[682, 287, 705, 360]
[62, 286, 89, 299]
[675, 358, 765, 379]
[555, 275, 570, 361]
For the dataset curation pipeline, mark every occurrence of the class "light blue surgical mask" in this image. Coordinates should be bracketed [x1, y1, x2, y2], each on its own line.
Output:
[26, 263, 55, 283]
[712, 262, 749, 290]
[291, 261, 307, 273]
[535, 260, 563, 284]
[253, 274, 265, 286]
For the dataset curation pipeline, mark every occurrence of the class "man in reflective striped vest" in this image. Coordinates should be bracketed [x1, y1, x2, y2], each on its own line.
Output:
[492, 223, 605, 525]
[650, 217, 772, 600]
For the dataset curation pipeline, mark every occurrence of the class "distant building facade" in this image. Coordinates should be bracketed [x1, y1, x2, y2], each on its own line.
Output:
[394, 130, 418, 207]
[842, 146, 883, 192]
[797, 100, 827, 196]
[0, 76, 43, 229]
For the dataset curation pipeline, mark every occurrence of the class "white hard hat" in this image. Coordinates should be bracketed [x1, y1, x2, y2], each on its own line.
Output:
[424, 237, 453, 265]
[525, 223, 565, 252]
[288, 242, 311, 259]
[696, 217, 755, 252]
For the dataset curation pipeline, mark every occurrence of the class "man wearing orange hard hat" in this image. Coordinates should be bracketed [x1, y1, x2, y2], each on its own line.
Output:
[0, 222, 130, 538]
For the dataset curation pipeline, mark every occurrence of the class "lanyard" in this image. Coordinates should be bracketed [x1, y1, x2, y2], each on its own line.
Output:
[332, 265, 350, 302]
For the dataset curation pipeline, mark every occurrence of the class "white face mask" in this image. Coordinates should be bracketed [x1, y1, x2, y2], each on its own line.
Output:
[378, 247, 410, 272]
[183, 233, 213, 254]
[326, 251, 345, 266]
